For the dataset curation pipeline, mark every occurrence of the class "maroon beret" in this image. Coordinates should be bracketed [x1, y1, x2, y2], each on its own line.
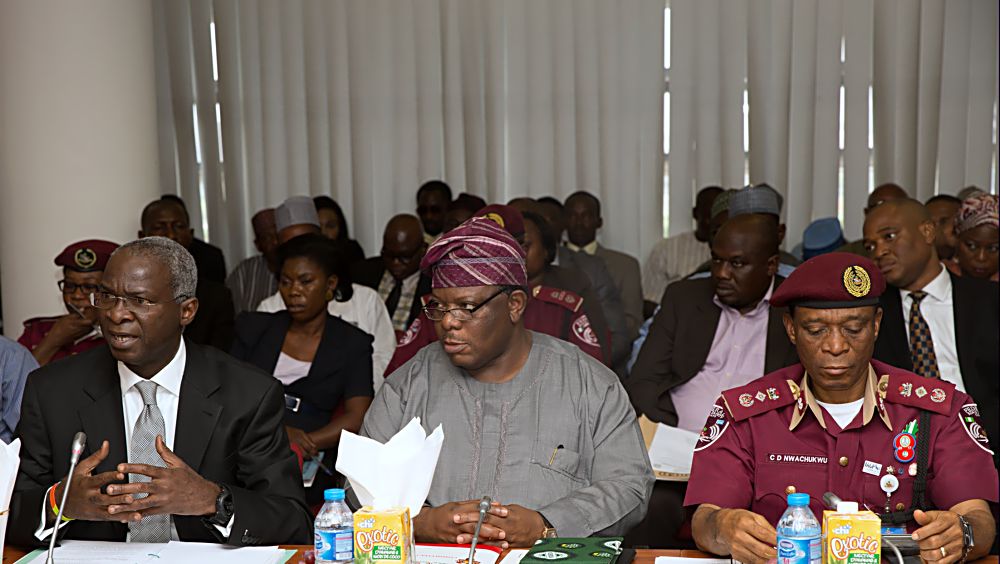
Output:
[54, 239, 119, 272]
[476, 204, 525, 240]
[770, 252, 885, 308]
[420, 216, 527, 288]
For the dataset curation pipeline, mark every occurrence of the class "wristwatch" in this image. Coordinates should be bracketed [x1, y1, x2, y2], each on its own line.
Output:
[204, 483, 234, 527]
[957, 513, 974, 562]
[540, 513, 558, 539]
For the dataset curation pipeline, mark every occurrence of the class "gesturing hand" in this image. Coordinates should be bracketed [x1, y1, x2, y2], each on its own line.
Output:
[413, 500, 508, 546]
[713, 508, 777, 564]
[107, 436, 221, 521]
[57, 440, 130, 522]
[912, 510, 965, 564]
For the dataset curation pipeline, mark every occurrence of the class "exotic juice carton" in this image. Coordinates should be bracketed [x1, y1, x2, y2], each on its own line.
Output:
[354, 506, 413, 564]
[822, 505, 881, 564]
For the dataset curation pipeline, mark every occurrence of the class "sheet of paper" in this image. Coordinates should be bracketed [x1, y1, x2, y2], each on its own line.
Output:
[17, 540, 285, 564]
[498, 548, 530, 564]
[654, 557, 732, 564]
[647, 423, 700, 475]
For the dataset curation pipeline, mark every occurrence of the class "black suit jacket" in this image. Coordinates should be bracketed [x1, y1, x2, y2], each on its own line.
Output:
[231, 311, 374, 432]
[873, 272, 999, 463]
[350, 258, 432, 330]
[188, 238, 227, 284]
[627, 276, 799, 425]
[8, 340, 312, 548]
[185, 278, 235, 352]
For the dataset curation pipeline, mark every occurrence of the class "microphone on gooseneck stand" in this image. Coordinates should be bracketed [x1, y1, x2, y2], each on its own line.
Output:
[46, 432, 87, 564]
[468, 496, 492, 564]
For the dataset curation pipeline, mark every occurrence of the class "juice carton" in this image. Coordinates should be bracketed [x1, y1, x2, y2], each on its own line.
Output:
[353, 506, 413, 564]
[822, 504, 881, 564]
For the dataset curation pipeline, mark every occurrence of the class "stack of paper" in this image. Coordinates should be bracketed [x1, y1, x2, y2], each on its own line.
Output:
[641, 420, 700, 480]
[16, 540, 296, 564]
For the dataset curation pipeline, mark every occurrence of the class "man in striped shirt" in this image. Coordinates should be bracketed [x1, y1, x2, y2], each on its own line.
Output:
[227, 208, 279, 315]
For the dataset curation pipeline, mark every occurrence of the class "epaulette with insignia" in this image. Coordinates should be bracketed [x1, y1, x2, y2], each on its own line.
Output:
[721, 378, 797, 421]
[882, 371, 955, 415]
[531, 286, 583, 313]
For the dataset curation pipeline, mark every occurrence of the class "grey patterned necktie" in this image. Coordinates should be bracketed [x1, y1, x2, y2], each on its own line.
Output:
[128, 380, 170, 542]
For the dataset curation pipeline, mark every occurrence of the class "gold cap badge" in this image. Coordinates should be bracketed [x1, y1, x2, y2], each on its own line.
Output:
[74, 248, 97, 269]
[484, 212, 505, 228]
[843, 265, 871, 298]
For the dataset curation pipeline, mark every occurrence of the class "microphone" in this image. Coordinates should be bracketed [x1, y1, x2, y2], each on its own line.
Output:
[822, 492, 842, 510]
[468, 496, 492, 564]
[46, 432, 87, 564]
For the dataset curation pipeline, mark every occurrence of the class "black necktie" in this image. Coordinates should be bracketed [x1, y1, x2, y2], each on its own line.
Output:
[385, 278, 403, 316]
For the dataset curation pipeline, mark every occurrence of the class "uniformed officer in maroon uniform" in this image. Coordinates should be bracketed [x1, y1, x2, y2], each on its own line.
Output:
[686, 252, 997, 564]
[18, 239, 119, 365]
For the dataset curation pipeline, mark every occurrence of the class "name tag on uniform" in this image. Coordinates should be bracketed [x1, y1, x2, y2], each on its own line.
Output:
[862, 460, 883, 476]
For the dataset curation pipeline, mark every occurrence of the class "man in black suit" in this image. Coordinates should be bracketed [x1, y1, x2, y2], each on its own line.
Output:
[624, 214, 798, 548]
[864, 198, 999, 464]
[351, 214, 431, 334]
[140, 199, 235, 350]
[7, 237, 311, 547]
[158, 195, 227, 283]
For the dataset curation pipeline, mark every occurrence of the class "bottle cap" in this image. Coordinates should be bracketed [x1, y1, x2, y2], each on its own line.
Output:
[324, 488, 345, 502]
[787, 492, 810, 506]
[837, 501, 859, 513]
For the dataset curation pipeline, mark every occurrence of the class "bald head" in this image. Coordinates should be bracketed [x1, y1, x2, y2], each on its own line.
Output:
[866, 183, 908, 213]
[863, 198, 938, 290]
[382, 214, 427, 281]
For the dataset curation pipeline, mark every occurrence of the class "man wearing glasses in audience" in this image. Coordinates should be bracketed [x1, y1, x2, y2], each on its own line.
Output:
[18, 239, 119, 365]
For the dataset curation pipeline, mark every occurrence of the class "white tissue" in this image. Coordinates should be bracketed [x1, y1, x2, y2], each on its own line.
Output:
[336, 418, 443, 516]
[0, 439, 21, 555]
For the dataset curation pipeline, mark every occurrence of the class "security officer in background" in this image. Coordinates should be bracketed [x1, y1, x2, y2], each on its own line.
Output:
[18, 240, 119, 365]
[685, 252, 997, 564]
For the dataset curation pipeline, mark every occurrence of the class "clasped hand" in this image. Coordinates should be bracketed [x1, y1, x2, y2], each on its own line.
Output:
[413, 500, 547, 549]
[58, 436, 220, 523]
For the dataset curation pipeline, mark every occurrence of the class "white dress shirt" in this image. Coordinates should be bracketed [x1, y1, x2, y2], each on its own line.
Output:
[36, 340, 232, 541]
[257, 283, 394, 391]
[899, 264, 964, 391]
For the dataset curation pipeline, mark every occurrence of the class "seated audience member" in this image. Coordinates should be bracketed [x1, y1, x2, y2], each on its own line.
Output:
[642, 186, 723, 303]
[528, 196, 631, 366]
[416, 180, 453, 245]
[19, 240, 118, 365]
[140, 199, 235, 351]
[925, 194, 963, 271]
[629, 214, 799, 428]
[158, 194, 227, 283]
[801, 217, 845, 260]
[686, 252, 997, 563]
[952, 193, 998, 281]
[226, 208, 279, 315]
[356, 217, 653, 546]
[386, 208, 610, 369]
[957, 185, 987, 200]
[232, 234, 373, 504]
[314, 195, 365, 266]
[864, 198, 999, 464]
[8, 237, 311, 547]
[442, 192, 487, 233]
[564, 191, 643, 342]
[351, 214, 431, 333]
[260, 197, 394, 387]
[0, 336, 37, 443]
[838, 183, 909, 256]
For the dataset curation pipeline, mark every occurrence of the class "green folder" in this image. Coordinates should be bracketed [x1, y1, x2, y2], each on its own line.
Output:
[522, 537, 623, 564]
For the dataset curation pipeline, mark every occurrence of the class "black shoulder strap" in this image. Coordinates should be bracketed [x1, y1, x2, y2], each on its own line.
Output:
[880, 409, 933, 525]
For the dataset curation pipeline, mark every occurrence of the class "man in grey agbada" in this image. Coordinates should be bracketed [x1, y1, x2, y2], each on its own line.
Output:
[356, 217, 653, 548]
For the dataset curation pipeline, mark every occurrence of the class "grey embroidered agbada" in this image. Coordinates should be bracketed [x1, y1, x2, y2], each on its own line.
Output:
[359, 332, 654, 536]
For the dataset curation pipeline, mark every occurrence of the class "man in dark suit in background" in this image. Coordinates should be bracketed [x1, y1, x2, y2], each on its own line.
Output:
[159, 195, 227, 284]
[7, 237, 311, 548]
[864, 198, 999, 464]
[140, 199, 235, 351]
[624, 214, 798, 548]
[351, 214, 431, 334]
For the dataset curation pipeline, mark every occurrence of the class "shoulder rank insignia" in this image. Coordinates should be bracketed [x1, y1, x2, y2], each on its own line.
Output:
[721, 378, 797, 421]
[532, 286, 584, 313]
[884, 372, 955, 415]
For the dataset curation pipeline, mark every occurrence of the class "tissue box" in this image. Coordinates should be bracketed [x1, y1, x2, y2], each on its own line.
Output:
[822, 509, 880, 564]
[354, 506, 413, 564]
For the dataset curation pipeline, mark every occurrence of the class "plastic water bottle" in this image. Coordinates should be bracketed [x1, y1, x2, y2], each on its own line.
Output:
[314, 488, 354, 564]
[776, 492, 821, 564]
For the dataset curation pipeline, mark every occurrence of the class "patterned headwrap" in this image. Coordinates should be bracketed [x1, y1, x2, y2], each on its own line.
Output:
[420, 216, 528, 288]
[954, 193, 999, 235]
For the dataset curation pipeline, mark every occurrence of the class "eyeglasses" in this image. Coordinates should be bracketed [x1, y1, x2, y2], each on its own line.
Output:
[422, 288, 509, 321]
[58, 280, 100, 295]
[90, 290, 191, 313]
